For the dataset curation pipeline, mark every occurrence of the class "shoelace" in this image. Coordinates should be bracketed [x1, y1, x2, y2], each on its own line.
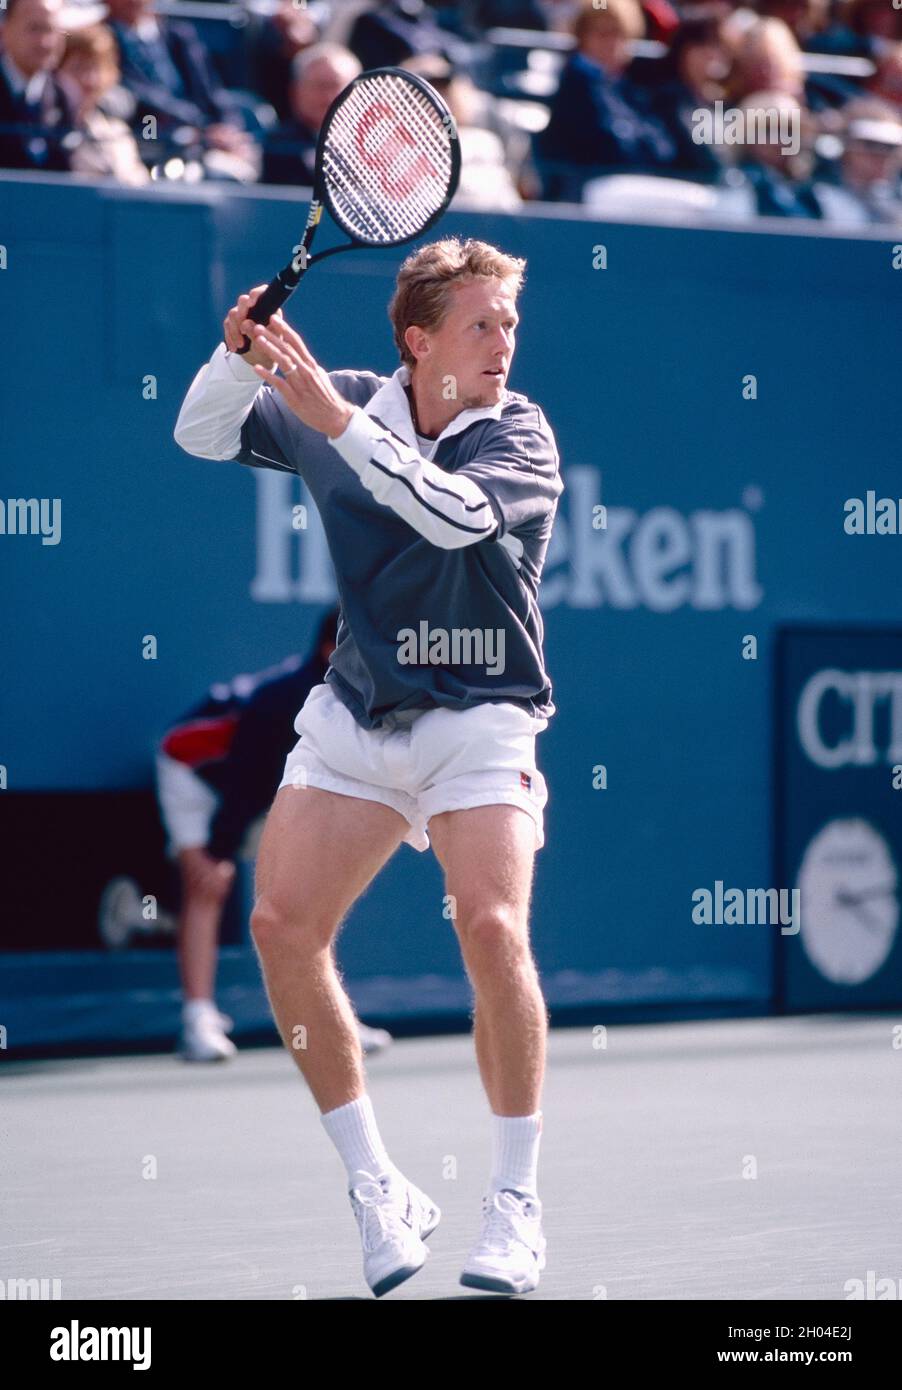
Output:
[479, 1190, 539, 1254]
[352, 1175, 415, 1254]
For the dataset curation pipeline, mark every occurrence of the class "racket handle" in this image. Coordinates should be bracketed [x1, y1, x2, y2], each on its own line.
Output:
[235, 273, 297, 355]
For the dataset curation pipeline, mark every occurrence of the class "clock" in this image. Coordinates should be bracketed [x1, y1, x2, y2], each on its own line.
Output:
[796, 818, 899, 986]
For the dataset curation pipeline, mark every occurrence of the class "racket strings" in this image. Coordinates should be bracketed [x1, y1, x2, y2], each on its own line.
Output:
[323, 72, 455, 245]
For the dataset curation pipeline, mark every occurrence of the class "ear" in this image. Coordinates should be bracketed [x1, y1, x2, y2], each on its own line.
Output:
[404, 324, 430, 365]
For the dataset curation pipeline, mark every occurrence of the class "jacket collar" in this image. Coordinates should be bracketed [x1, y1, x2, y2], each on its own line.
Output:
[1, 53, 47, 105]
[363, 363, 506, 454]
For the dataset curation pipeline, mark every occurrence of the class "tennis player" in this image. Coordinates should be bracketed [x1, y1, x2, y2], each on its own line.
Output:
[174, 236, 563, 1297]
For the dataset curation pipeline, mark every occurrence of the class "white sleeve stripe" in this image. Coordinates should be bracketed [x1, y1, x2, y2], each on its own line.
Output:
[243, 446, 296, 474]
[329, 406, 499, 549]
[366, 453, 496, 537]
[376, 433, 496, 526]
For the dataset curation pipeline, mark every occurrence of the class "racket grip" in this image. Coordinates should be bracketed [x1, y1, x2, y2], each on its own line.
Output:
[235, 275, 294, 355]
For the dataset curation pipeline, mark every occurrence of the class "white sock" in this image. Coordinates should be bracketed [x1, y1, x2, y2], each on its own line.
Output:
[321, 1094, 400, 1184]
[183, 998, 216, 1022]
[489, 1111, 543, 1198]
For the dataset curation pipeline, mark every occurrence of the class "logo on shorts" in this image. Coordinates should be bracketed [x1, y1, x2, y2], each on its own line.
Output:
[520, 771, 533, 792]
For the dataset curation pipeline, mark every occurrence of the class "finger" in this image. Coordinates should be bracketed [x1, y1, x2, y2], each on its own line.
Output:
[225, 292, 255, 351]
[225, 315, 246, 353]
[240, 310, 285, 346]
[245, 308, 313, 363]
[225, 288, 270, 348]
[252, 362, 296, 400]
[244, 284, 271, 312]
[251, 324, 305, 377]
[224, 306, 243, 353]
[252, 320, 303, 365]
[263, 315, 316, 365]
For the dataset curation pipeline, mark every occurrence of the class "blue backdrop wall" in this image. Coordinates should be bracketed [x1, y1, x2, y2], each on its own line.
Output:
[1, 174, 900, 1043]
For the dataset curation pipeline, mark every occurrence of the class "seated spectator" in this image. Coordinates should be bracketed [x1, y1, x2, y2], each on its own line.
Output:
[728, 14, 850, 111]
[727, 17, 806, 103]
[756, 0, 829, 49]
[868, 42, 902, 110]
[249, 0, 320, 123]
[262, 42, 360, 187]
[0, 0, 78, 171]
[653, 13, 731, 180]
[807, 0, 902, 60]
[815, 98, 902, 223]
[730, 18, 856, 155]
[718, 89, 823, 217]
[456, 0, 552, 33]
[105, 0, 258, 180]
[534, 0, 680, 198]
[58, 24, 149, 184]
[401, 52, 522, 209]
[347, 0, 459, 70]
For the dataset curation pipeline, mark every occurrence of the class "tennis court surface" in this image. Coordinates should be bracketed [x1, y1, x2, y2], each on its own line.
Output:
[2, 1014, 899, 1301]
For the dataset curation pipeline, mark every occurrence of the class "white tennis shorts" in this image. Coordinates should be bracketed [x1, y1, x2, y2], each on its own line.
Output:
[277, 682, 550, 852]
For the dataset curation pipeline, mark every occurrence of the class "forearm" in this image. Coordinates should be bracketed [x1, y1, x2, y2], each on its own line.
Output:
[173, 343, 262, 459]
[328, 407, 499, 549]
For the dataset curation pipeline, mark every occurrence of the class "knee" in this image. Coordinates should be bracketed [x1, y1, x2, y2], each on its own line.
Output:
[191, 878, 233, 910]
[250, 899, 334, 959]
[455, 905, 529, 963]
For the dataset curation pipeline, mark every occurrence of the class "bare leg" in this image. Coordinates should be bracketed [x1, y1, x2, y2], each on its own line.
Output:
[175, 848, 236, 1001]
[428, 805, 547, 1115]
[250, 785, 408, 1113]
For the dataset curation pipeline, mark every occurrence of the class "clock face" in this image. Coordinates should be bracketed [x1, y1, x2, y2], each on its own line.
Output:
[797, 818, 899, 986]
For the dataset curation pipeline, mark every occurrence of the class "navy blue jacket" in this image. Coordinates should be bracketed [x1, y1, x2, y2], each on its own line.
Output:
[0, 67, 77, 171]
[262, 117, 317, 187]
[161, 652, 327, 861]
[110, 18, 238, 133]
[737, 160, 823, 220]
[536, 50, 678, 193]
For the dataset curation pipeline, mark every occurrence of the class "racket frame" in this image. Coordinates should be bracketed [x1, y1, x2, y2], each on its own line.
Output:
[237, 67, 460, 352]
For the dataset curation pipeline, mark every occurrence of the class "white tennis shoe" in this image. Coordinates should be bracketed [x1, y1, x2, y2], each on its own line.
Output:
[177, 1004, 237, 1062]
[460, 1188, 546, 1295]
[357, 1023, 394, 1055]
[349, 1169, 441, 1298]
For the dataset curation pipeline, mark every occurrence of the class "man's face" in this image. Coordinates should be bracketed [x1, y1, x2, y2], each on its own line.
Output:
[581, 22, 631, 78]
[413, 277, 519, 411]
[4, 0, 65, 78]
[291, 57, 353, 131]
[742, 49, 802, 99]
[844, 138, 902, 188]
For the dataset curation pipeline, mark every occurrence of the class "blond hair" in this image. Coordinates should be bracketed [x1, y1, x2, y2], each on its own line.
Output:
[573, 0, 645, 45]
[388, 237, 526, 369]
[62, 23, 120, 68]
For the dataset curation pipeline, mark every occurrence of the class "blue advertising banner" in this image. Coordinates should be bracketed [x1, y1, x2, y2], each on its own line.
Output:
[776, 627, 902, 1011]
[1, 174, 900, 1047]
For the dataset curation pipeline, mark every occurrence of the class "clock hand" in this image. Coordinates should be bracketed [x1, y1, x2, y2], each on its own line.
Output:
[848, 901, 887, 934]
[835, 883, 897, 908]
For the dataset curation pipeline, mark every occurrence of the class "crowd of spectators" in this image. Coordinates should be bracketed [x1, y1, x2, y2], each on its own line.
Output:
[1, 0, 901, 224]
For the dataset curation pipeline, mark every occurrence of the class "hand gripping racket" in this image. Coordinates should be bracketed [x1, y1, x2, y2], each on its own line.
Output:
[237, 66, 461, 352]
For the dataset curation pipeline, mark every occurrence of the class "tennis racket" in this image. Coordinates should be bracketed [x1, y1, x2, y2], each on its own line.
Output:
[237, 66, 461, 353]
